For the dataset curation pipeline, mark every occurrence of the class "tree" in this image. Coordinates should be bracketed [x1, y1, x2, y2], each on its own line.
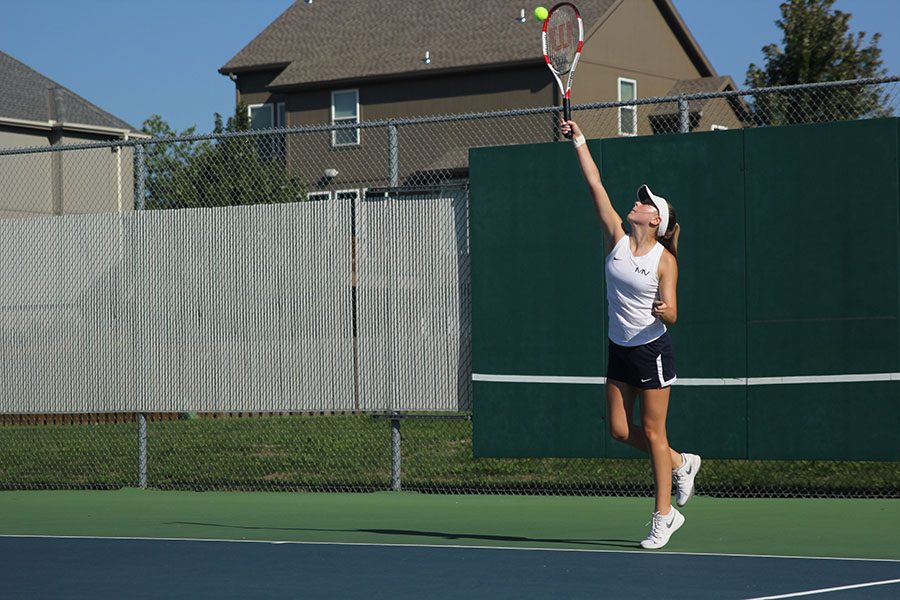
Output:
[745, 0, 890, 125]
[139, 102, 305, 210]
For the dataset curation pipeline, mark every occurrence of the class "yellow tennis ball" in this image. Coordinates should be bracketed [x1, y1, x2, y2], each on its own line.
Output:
[534, 6, 548, 21]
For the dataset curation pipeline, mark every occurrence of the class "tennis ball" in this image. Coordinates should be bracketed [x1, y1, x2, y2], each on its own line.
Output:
[534, 6, 548, 21]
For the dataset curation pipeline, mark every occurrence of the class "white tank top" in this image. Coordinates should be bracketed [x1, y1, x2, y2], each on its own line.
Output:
[605, 234, 667, 347]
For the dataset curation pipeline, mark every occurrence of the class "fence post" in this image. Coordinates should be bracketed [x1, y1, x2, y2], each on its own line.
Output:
[390, 413, 401, 491]
[134, 142, 146, 210]
[388, 122, 399, 188]
[678, 94, 690, 134]
[138, 413, 147, 489]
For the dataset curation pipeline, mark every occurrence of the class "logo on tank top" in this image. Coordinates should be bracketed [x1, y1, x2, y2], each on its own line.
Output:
[635, 266, 652, 276]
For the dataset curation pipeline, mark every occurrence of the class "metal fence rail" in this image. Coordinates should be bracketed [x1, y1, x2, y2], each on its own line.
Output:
[0, 77, 897, 497]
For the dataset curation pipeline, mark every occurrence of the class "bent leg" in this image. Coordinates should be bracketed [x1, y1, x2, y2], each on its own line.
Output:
[606, 380, 683, 468]
[606, 379, 646, 451]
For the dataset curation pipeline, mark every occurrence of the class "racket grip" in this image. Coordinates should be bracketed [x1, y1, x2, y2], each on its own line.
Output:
[563, 98, 573, 139]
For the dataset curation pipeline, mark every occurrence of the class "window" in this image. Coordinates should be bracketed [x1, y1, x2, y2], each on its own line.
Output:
[307, 191, 332, 202]
[332, 89, 359, 146]
[618, 78, 637, 136]
[248, 102, 286, 160]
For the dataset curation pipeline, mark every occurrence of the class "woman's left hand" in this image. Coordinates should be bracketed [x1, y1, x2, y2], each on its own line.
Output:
[651, 301, 673, 323]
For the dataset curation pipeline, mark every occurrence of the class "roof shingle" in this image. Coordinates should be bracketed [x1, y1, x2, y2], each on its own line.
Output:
[221, 0, 618, 88]
[0, 51, 137, 131]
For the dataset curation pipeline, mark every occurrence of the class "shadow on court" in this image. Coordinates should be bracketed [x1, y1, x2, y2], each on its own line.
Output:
[166, 521, 641, 549]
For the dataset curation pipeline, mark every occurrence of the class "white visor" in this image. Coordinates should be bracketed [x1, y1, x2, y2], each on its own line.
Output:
[637, 184, 669, 238]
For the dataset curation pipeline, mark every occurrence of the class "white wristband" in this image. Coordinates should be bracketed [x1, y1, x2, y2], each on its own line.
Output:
[572, 134, 586, 148]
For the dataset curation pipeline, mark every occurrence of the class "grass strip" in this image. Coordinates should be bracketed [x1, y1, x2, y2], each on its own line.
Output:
[0, 415, 896, 496]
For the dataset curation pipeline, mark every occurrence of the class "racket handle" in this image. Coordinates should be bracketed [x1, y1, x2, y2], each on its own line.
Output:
[563, 98, 573, 139]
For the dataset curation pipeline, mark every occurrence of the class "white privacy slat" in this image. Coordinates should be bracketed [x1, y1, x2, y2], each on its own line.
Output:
[0, 200, 359, 413]
[355, 190, 470, 411]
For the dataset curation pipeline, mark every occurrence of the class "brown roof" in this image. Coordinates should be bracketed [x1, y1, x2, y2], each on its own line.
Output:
[221, 0, 620, 88]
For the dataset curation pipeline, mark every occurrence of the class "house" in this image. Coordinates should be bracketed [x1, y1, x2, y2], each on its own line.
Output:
[0, 50, 145, 218]
[220, 0, 743, 190]
[649, 75, 748, 134]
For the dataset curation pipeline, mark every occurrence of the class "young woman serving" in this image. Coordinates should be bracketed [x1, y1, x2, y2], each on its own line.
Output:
[561, 119, 700, 550]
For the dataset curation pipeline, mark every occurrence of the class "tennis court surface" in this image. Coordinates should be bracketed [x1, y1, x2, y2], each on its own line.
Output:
[1, 490, 897, 599]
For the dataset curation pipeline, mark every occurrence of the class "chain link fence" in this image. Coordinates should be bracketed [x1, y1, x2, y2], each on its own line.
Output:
[0, 77, 898, 498]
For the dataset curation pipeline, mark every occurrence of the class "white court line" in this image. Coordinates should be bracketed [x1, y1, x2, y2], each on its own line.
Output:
[743, 577, 900, 599]
[0, 534, 898, 563]
[472, 373, 900, 386]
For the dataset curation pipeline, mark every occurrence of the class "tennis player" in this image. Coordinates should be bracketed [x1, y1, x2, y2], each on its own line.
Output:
[561, 119, 701, 550]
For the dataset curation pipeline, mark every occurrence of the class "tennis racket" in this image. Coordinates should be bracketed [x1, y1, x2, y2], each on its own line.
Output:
[542, 3, 584, 138]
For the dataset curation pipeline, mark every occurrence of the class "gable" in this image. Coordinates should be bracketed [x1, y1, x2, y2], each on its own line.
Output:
[223, 1, 619, 88]
[587, 0, 713, 82]
[0, 51, 136, 132]
[222, 1, 715, 91]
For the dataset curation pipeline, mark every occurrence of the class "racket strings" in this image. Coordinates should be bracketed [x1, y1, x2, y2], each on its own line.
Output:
[546, 6, 578, 74]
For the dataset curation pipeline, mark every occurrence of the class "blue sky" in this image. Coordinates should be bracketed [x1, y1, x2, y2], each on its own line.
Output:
[1, 0, 897, 134]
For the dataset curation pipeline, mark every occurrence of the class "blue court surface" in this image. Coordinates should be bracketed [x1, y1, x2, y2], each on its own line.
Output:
[2, 536, 899, 599]
[1, 491, 897, 599]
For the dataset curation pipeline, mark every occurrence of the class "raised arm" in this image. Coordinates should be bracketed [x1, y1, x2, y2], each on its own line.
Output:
[561, 120, 625, 253]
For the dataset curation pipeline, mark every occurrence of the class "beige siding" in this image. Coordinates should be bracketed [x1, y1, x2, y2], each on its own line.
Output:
[236, 69, 284, 109]
[240, 66, 555, 126]
[697, 97, 745, 131]
[584, 0, 706, 86]
[576, 0, 706, 139]
[61, 133, 134, 215]
[241, 66, 558, 188]
[0, 128, 133, 219]
[0, 127, 54, 218]
[229, 0, 739, 184]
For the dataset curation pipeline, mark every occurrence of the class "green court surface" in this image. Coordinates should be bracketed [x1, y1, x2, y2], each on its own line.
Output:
[1, 490, 896, 560]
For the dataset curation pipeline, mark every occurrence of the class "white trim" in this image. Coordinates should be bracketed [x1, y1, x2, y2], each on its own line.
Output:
[675, 378, 748, 386]
[472, 373, 900, 386]
[743, 578, 900, 600]
[472, 374, 605, 385]
[617, 77, 637, 136]
[655, 354, 677, 387]
[247, 102, 286, 128]
[58, 122, 149, 138]
[247, 103, 274, 129]
[331, 88, 360, 147]
[0, 534, 897, 564]
[0, 116, 54, 131]
[747, 373, 898, 385]
[0, 116, 147, 138]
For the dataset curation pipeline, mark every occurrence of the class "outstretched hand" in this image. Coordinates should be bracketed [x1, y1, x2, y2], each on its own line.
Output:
[560, 119, 582, 139]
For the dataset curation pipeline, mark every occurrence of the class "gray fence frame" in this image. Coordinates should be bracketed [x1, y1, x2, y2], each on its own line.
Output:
[0, 76, 898, 497]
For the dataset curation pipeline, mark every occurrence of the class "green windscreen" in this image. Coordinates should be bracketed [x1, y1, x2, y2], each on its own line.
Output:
[470, 117, 900, 460]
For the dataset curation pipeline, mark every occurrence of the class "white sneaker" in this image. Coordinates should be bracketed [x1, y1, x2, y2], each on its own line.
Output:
[640, 507, 685, 549]
[673, 452, 701, 507]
